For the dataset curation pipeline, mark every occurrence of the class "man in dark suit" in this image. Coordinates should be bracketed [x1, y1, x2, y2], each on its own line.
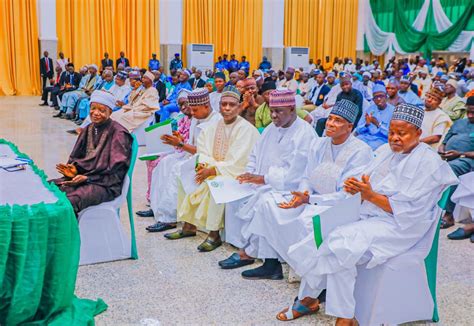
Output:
[116, 51, 130, 69]
[40, 66, 62, 106]
[152, 70, 167, 103]
[51, 63, 81, 108]
[40, 51, 54, 91]
[101, 52, 113, 71]
[188, 69, 206, 89]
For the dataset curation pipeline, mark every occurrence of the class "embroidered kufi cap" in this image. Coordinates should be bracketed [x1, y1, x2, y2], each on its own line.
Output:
[331, 99, 359, 124]
[188, 88, 210, 106]
[392, 103, 424, 129]
[269, 89, 295, 108]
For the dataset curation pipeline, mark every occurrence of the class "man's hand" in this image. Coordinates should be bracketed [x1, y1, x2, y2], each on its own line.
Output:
[370, 115, 380, 127]
[440, 150, 461, 161]
[304, 99, 313, 105]
[343, 175, 374, 201]
[60, 175, 88, 186]
[278, 191, 310, 209]
[56, 163, 78, 178]
[162, 99, 169, 105]
[195, 167, 216, 184]
[116, 100, 125, 107]
[364, 113, 372, 126]
[236, 173, 265, 185]
[161, 134, 181, 147]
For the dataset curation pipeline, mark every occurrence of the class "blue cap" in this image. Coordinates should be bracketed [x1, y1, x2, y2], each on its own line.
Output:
[372, 84, 387, 95]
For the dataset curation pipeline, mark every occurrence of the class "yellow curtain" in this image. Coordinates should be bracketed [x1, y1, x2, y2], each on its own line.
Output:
[0, 0, 41, 96]
[56, 0, 160, 69]
[183, 0, 263, 72]
[284, 0, 359, 63]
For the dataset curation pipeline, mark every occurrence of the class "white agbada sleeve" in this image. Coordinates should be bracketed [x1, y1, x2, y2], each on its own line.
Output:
[364, 143, 459, 230]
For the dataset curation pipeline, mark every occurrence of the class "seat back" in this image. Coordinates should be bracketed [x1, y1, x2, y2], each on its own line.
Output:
[423, 186, 452, 323]
[126, 134, 139, 259]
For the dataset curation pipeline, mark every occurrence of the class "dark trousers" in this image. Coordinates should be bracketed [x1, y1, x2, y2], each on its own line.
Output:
[41, 76, 48, 91]
[41, 85, 59, 103]
[445, 158, 473, 213]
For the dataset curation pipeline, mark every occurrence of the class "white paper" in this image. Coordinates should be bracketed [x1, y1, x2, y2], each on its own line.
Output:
[0, 157, 27, 168]
[271, 191, 294, 205]
[180, 156, 199, 194]
[319, 193, 361, 239]
[145, 122, 173, 155]
[206, 176, 255, 204]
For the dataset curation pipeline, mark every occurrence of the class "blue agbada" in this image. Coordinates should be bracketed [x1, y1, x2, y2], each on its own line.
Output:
[259, 60, 271, 71]
[239, 61, 250, 73]
[228, 59, 239, 72]
[355, 103, 395, 150]
[149, 59, 160, 70]
[398, 90, 423, 107]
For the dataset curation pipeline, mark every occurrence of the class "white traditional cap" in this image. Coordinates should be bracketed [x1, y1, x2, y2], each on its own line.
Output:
[90, 90, 115, 110]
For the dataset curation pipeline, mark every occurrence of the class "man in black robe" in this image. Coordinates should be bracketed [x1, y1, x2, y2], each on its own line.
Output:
[52, 90, 133, 214]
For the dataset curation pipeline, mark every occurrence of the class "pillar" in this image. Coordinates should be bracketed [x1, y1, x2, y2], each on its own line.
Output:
[37, 0, 58, 67]
[160, 0, 183, 74]
[262, 0, 285, 71]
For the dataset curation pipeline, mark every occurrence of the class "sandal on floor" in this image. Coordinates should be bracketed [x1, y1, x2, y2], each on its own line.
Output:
[440, 219, 455, 229]
[276, 297, 320, 321]
[197, 238, 222, 252]
[164, 230, 196, 240]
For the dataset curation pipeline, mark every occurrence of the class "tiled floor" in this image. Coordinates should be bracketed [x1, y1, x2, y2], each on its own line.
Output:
[1, 96, 472, 326]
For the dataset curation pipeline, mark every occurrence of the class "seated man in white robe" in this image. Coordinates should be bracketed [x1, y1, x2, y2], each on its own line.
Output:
[237, 100, 373, 285]
[275, 103, 458, 325]
[146, 89, 220, 232]
[164, 87, 260, 252]
[111, 71, 159, 132]
[218, 89, 317, 278]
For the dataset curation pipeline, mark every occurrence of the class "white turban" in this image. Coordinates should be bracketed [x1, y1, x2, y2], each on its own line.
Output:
[178, 89, 191, 100]
[90, 90, 115, 110]
[143, 71, 155, 81]
[88, 64, 98, 71]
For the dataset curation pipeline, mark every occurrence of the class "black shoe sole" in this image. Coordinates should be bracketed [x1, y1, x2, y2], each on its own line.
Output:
[220, 260, 255, 270]
[241, 273, 284, 280]
[147, 225, 176, 233]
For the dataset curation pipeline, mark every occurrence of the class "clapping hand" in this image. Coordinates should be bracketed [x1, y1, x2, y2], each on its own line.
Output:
[60, 175, 88, 186]
[343, 175, 374, 200]
[278, 191, 309, 209]
[56, 163, 78, 178]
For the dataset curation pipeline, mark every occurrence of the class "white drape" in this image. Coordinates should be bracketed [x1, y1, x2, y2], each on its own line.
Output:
[412, 0, 431, 32]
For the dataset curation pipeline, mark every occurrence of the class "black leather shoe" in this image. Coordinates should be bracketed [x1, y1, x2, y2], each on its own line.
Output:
[241, 259, 283, 280]
[219, 253, 255, 269]
[136, 209, 154, 217]
[75, 119, 84, 125]
[66, 129, 78, 135]
[53, 112, 63, 118]
[147, 222, 177, 233]
[39, 102, 48, 106]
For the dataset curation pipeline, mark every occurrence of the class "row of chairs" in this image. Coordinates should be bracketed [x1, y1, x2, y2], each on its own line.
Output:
[77, 115, 449, 325]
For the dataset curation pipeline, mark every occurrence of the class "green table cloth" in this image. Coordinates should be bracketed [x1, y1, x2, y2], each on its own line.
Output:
[0, 139, 107, 325]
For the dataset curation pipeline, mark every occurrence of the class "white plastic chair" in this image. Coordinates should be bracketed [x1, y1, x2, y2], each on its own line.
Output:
[133, 115, 155, 146]
[353, 190, 450, 325]
[78, 135, 139, 265]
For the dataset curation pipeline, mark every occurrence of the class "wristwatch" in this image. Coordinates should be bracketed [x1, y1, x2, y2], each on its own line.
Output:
[460, 154, 466, 158]
[177, 142, 184, 148]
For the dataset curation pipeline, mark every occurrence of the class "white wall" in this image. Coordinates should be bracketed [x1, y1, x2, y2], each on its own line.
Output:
[37, 0, 57, 41]
[262, 0, 284, 48]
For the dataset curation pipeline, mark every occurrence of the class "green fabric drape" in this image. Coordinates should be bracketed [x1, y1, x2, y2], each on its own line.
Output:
[394, 2, 473, 54]
[370, 0, 425, 32]
[0, 139, 107, 326]
[440, 0, 474, 30]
